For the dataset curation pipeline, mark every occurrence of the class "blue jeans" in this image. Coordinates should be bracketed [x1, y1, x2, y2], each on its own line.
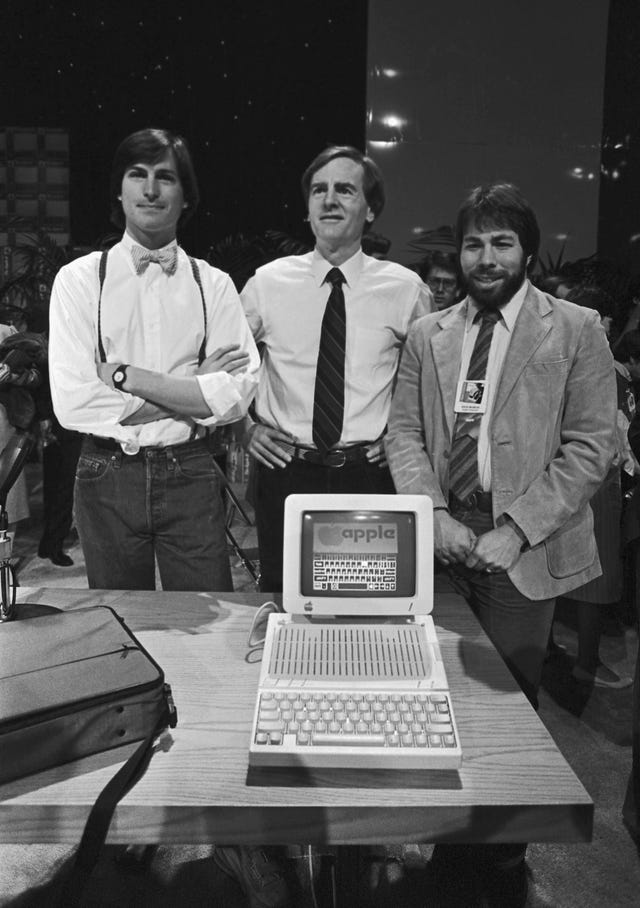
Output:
[74, 437, 232, 591]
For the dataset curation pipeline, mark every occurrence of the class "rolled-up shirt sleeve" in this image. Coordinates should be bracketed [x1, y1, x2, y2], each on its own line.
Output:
[192, 270, 259, 426]
[48, 257, 146, 440]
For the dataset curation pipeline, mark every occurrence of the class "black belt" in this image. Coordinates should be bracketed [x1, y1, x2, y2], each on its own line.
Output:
[449, 490, 493, 513]
[280, 441, 375, 468]
[87, 435, 209, 458]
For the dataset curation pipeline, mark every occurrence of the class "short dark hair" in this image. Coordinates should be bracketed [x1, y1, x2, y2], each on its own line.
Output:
[423, 250, 460, 281]
[566, 285, 613, 318]
[300, 145, 385, 220]
[616, 328, 640, 363]
[455, 183, 540, 269]
[109, 128, 200, 230]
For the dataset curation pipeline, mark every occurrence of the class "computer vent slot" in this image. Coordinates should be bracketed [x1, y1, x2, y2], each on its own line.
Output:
[269, 624, 429, 680]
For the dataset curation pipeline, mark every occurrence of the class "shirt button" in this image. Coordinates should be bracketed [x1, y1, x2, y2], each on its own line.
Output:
[443, 450, 450, 459]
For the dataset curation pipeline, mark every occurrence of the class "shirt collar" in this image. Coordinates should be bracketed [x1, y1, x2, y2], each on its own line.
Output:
[464, 279, 529, 333]
[310, 247, 364, 289]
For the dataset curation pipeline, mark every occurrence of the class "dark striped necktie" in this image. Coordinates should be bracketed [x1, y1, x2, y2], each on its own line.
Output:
[312, 267, 347, 454]
[448, 308, 501, 502]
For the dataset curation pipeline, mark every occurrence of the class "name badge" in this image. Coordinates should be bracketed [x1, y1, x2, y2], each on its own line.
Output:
[454, 379, 489, 414]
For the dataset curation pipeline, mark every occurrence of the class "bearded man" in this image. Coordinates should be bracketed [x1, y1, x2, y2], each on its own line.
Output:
[385, 182, 616, 906]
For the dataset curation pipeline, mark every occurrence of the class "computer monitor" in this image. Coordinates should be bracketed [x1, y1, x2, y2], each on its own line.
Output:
[282, 493, 434, 617]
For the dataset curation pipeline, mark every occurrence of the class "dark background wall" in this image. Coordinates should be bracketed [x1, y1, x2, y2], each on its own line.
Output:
[2, 0, 368, 256]
[599, 0, 640, 274]
[366, 0, 609, 266]
[3, 0, 639, 272]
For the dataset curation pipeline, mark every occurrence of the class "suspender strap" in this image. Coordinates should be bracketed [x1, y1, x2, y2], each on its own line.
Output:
[97, 250, 109, 363]
[96, 251, 207, 366]
[188, 256, 207, 366]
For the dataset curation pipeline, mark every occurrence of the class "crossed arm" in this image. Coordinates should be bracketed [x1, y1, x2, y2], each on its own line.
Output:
[97, 345, 250, 423]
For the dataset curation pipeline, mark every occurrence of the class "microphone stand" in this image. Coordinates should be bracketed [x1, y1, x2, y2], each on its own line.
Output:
[0, 506, 17, 620]
[0, 429, 59, 621]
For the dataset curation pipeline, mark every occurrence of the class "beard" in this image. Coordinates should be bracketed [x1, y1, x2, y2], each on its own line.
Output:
[463, 259, 528, 310]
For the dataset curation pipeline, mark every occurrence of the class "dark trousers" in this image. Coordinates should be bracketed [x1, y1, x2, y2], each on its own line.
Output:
[74, 437, 232, 591]
[446, 506, 556, 872]
[623, 539, 640, 839]
[39, 423, 82, 555]
[254, 457, 396, 592]
[448, 507, 556, 709]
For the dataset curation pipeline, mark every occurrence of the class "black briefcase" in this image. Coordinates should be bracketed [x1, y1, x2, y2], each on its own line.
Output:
[0, 605, 177, 904]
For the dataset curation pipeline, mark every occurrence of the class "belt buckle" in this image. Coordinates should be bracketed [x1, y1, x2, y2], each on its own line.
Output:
[326, 449, 346, 468]
[467, 491, 478, 510]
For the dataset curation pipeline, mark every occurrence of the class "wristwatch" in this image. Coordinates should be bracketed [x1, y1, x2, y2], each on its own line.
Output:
[112, 364, 129, 391]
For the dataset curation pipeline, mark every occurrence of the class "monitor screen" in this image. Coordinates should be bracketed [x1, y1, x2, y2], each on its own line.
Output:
[300, 509, 416, 598]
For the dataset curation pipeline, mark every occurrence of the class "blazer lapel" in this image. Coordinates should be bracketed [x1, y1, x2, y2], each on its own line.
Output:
[493, 286, 552, 416]
[431, 305, 467, 441]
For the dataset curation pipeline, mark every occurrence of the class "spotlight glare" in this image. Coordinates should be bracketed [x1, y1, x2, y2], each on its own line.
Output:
[381, 114, 406, 129]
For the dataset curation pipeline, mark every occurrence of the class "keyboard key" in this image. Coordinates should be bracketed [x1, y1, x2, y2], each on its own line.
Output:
[258, 719, 284, 732]
[259, 710, 280, 722]
[311, 733, 386, 747]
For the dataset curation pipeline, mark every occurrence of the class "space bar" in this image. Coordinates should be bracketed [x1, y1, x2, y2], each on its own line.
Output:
[311, 733, 385, 747]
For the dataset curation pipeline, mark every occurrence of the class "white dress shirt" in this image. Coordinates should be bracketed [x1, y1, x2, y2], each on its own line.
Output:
[458, 279, 528, 489]
[49, 232, 259, 450]
[241, 248, 433, 446]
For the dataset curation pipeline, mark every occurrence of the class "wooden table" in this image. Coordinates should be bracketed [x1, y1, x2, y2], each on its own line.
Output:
[0, 588, 593, 846]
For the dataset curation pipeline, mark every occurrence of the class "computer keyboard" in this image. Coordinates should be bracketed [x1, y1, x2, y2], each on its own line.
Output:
[249, 689, 461, 769]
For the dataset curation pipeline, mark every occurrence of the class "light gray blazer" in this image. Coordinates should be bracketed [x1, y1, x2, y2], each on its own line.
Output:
[385, 284, 617, 600]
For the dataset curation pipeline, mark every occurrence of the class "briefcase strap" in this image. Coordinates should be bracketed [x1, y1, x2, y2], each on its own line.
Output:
[57, 686, 176, 907]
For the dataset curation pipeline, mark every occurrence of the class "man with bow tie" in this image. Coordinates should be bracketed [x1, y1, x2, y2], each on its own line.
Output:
[48, 128, 259, 591]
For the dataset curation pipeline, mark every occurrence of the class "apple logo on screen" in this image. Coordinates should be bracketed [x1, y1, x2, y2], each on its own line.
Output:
[317, 525, 342, 546]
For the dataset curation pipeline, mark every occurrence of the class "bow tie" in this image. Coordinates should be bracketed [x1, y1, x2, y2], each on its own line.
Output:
[131, 244, 178, 276]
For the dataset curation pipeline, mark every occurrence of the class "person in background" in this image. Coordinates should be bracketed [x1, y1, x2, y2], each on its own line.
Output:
[421, 249, 461, 311]
[0, 322, 30, 544]
[36, 412, 82, 567]
[616, 329, 640, 402]
[385, 182, 617, 907]
[559, 285, 634, 688]
[624, 411, 640, 844]
[48, 127, 259, 591]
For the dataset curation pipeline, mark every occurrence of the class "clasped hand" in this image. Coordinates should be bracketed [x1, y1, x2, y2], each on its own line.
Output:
[435, 511, 522, 573]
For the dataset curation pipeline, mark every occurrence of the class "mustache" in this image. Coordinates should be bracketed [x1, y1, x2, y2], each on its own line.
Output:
[471, 266, 504, 276]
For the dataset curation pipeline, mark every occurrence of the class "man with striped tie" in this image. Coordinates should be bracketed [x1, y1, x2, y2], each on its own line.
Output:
[214, 148, 432, 906]
[386, 182, 617, 906]
[240, 145, 433, 595]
